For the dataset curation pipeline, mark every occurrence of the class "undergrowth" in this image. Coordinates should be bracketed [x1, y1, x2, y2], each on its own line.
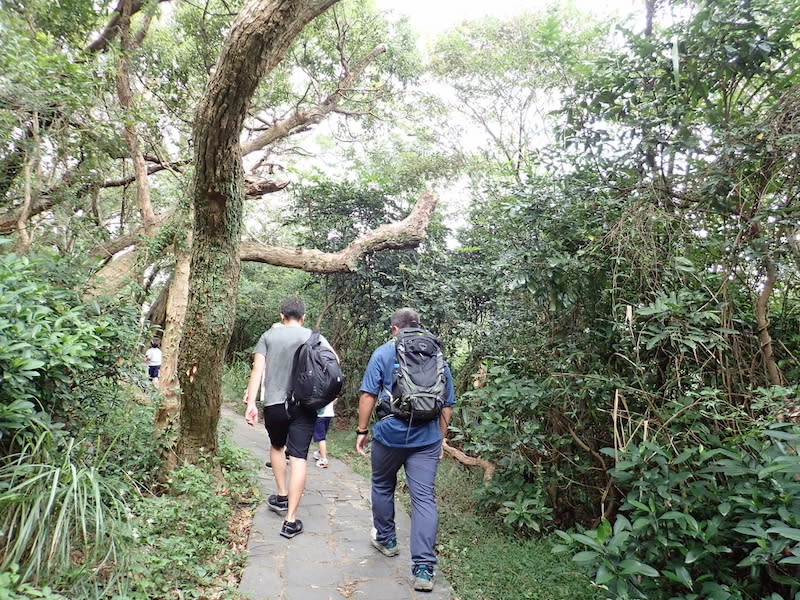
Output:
[123, 436, 260, 600]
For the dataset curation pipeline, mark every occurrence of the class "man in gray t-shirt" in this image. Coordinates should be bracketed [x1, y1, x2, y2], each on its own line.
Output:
[244, 297, 335, 539]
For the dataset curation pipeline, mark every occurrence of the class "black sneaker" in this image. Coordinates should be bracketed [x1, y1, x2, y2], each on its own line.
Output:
[265, 454, 290, 469]
[412, 564, 434, 592]
[267, 494, 288, 514]
[280, 519, 303, 538]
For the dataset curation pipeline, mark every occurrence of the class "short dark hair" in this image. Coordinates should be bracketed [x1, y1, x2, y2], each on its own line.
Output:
[391, 307, 421, 329]
[280, 297, 306, 320]
[151, 339, 160, 348]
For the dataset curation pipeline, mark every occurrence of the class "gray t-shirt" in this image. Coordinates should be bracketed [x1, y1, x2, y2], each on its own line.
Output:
[254, 325, 332, 407]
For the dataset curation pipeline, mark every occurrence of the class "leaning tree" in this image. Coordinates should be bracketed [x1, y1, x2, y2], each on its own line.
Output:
[175, 0, 442, 463]
[0, 0, 443, 465]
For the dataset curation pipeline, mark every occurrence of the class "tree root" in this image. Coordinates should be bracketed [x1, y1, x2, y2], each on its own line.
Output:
[442, 440, 496, 481]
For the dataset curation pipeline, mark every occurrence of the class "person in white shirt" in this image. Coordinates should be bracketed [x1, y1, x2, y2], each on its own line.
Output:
[144, 340, 162, 383]
[312, 400, 336, 468]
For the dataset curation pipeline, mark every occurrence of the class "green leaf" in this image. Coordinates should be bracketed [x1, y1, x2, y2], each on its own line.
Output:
[758, 462, 800, 478]
[675, 565, 693, 589]
[571, 533, 602, 551]
[618, 559, 659, 577]
[628, 499, 650, 512]
[595, 564, 614, 585]
[766, 526, 800, 542]
[685, 549, 702, 564]
[764, 430, 800, 442]
[613, 514, 631, 535]
[596, 518, 613, 543]
[572, 550, 599, 564]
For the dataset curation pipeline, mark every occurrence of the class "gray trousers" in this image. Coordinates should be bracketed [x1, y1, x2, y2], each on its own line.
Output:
[371, 439, 441, 567]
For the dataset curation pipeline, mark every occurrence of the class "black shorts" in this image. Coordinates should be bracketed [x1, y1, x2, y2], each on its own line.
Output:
[148, 365, 161, 378]
[263, 404, 290, 449]
[262, 402, 317, 459]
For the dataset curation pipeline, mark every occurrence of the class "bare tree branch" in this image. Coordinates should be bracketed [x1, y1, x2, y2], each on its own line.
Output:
[241, 43, 387, 156]
[85, 0, 171, 54]
[0, 158, 191, 234]
[115, 0, 157, 234]
[238, 190, 439, 272]
[243, 175, 290, 197]
[442, 440, 496, 481]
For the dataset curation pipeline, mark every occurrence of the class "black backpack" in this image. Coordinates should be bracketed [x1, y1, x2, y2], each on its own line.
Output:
[378, 327, 446, 423]
[290, 331, 344, 411]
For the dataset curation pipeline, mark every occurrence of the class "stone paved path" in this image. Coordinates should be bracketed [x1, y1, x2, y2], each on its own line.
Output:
[221, 406, 454, 600]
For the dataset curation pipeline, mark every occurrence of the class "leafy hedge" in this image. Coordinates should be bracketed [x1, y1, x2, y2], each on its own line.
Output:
[0, 244, 138, 447]
[556, 425, 800, 600]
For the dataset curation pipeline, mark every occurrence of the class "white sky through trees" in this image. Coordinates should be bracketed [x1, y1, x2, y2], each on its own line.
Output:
[374, 0, 640, 39]
[367, 0, 642, 241]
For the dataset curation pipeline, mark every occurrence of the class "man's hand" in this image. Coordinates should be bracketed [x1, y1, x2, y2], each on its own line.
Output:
[244, 354, 265, 427]
[355, 432, 370, 456]
[245, 403, 258, 427]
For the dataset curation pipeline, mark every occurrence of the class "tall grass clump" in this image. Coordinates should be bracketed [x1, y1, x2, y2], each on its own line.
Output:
[0, 425, 134, 597]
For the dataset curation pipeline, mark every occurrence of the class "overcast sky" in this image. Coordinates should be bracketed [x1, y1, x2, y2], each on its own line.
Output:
[373, 0, 640, 39]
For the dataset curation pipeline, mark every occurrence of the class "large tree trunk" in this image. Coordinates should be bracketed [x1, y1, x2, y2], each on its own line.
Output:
[177, 0, 339, 464]
[155, 233, 192, 473]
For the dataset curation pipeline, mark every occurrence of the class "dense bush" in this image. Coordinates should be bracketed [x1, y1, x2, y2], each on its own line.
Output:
[125, 437, 258, 599]
[0, 244, 160, 596]
[0, 245, 139, 449]
[555, 424, 800, 600]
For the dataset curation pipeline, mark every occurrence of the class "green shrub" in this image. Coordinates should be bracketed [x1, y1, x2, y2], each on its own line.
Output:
[450, 364, 556, 533]
[68, 390, 165, 487]
[126, 436, 257, 598]
[555, 425, 800, 599]
[0, 246, 139, 443]
[0, 565, 69, 600]
[0, 400, 43, 441]
[0, 428, 134, 597]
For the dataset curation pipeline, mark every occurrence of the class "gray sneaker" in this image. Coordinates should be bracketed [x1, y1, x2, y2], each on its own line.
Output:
[412, 564, 434, 592]
[371, 533, 399, 557]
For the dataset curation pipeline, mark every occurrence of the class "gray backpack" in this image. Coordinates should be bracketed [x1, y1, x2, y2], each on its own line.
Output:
[378, 327, 446, 423]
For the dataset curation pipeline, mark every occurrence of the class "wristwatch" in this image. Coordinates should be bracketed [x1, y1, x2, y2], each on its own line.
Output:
[356, 428, 369, 435]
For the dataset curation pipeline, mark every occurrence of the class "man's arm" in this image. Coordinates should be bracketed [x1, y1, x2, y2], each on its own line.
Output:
[355, 391, 377, 456]
[439, 406, 452, 438]
[244, 353, 265, 426]
[439, 363, 456, 453]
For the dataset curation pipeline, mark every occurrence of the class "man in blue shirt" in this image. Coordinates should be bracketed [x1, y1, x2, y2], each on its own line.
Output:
[356, 307, 456, 592]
